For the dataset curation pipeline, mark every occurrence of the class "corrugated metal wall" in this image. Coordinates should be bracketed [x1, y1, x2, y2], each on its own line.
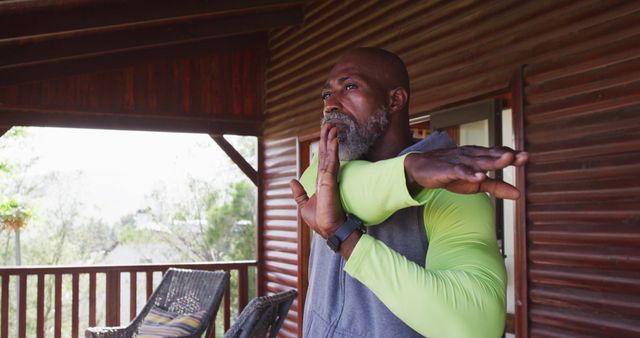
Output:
[262, 0, 640, 336]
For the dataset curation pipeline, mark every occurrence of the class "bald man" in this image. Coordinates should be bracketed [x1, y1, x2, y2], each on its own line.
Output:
[290, 48, 527, 338]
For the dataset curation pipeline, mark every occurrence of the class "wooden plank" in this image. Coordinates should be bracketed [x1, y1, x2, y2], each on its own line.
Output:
[71, 273, 79, 338]
[36, 274, 44, 338]
[211, 135, 258, 185]
[0, 107, 262, 136]
[130, 271, 137, 320]
[237, 266, 248, 313]
[530, 304, 640, 336]
[146, 271, 153, 300]
[224, 275, 231, 332]
[0, 0, 303, 39]
[1, 274, 7, 338]
[257, 137, 266, 297]
[530, 286, 640, 317]
[89, 273, 96, 326]
[529, 224, 640, 248]
[0, 33, 266, 87]
[18, 274, 26, 338]
[54, 274, 62, 338]
[0, 127, 11, 138]
[0, 8, 302, 68]
[530, 245, 640, 270]
[105, 271, 120, 326]
[512, 66, 529, 338]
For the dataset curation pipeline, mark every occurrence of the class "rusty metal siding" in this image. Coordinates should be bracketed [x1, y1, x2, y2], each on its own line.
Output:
[263, 0, 640, 336]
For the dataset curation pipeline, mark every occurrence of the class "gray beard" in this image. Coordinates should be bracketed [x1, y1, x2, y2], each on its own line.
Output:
[321, 106, 389, 161]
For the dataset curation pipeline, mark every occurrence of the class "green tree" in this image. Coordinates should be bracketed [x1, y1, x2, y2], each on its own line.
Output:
[0, 198, 32, 265]
[0, 127, 37, 266]
[207, 180, 256, 261]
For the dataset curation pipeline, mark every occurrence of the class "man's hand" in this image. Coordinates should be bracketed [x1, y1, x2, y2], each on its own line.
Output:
[290, 123, 346, 239]
[404, 146, 528, 199]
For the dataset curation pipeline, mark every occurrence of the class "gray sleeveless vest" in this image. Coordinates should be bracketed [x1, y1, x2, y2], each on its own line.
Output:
[303, 205, 427, 338]
[302, 132, 456, 338]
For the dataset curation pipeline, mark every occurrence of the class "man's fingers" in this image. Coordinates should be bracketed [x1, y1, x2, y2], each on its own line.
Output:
[317, 123, 331, 187]
[460, 148, 530, 172]
[460, 145, 507, 157]
[514, 151, 529, 166]
[479, 178, 521, 200]
[325, 127, 340, 174]
[451, 164, 485, 182]
[460, 154, 513, 172]
[318, 123, 329, 160]
[289, 179, 309, 208]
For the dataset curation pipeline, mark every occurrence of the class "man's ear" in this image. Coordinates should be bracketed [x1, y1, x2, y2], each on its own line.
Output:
[387, 87, 409, 113]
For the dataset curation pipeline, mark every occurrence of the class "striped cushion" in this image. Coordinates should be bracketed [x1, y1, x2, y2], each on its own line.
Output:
[136, 306, 205, 337]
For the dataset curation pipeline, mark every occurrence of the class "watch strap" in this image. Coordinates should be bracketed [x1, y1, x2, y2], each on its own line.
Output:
[326, 214, 363, 252]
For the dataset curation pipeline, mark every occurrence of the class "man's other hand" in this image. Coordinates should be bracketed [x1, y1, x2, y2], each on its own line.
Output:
[404, 146, 528, 200]
[290, 123, 346, 239]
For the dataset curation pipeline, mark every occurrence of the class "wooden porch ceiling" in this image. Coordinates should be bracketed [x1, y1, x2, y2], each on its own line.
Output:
[0, 0, 305, 135]
[0, 0, 304, 86]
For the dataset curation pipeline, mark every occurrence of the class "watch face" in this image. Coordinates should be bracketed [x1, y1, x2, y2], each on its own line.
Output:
[326, 236, 340, 252]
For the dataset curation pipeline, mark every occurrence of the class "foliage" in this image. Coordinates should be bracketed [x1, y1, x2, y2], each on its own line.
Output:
[0, 128, 258, 336]
[0, 198, 32, 230]
[208, 180, 256, 261]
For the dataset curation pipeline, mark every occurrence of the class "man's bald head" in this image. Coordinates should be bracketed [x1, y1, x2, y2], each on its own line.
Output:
[335, 47, 410, 99]
[322, 47, 414, 161]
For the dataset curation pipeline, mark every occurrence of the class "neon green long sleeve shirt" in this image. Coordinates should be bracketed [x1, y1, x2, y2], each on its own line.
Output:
[300, 153, 506, 338]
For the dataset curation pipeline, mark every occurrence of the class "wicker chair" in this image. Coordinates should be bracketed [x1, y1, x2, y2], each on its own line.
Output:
[223, 289, 297, 338]
[85, 268, 230, 338]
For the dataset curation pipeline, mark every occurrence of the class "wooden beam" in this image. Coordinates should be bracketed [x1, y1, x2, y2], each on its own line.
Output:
[0, 127, 11, 138]
[211, 134, 258, 185]
[0, 107, 262, 136]
[0, 8, 302, 68]
[512, 66, 529, 338]
[0, 0, 304, 39]
[0, 33, 266, 87]
[256, 137, 265, 297]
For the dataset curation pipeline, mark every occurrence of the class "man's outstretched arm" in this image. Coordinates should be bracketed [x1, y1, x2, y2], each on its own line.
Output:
[296, 132, 527, 226]
[345, 190, 506, 338]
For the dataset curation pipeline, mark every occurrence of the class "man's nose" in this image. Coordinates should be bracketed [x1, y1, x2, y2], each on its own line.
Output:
[323, 93, 343, 114]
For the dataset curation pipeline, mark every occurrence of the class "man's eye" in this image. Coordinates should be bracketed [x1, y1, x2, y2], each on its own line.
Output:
[345, 83, 357, 91]
[321, 92, 331, 101]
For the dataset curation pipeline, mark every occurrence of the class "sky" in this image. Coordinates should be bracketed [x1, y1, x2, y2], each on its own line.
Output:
[0, 127, 254, 223]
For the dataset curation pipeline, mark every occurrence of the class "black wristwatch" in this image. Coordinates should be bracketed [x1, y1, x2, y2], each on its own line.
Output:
[326, 214, 364, 253]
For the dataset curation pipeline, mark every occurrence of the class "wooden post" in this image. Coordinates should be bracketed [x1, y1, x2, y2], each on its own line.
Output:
[210, 134, 258, 186]
[146, 271, 153, 300]
[1, 274, 8, 338]
[37, 274, 45, 338]
[223, 273, 231, 332]
[89, 272, 96, 327]
[238, 265, 248, 313]
[54, 274, 62, 338]
[105, 271, 121, 326]
[512, 65, 529, 338]
[18, 274, 26, 338]
[130, 271, 137, 320]
[71, 273, 79, 338]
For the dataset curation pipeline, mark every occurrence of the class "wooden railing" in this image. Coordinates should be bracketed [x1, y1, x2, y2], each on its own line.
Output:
[0, 261, 257, 338]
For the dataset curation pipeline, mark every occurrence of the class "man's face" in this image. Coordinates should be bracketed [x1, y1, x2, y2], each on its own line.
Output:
[320, 56, 389, 161]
